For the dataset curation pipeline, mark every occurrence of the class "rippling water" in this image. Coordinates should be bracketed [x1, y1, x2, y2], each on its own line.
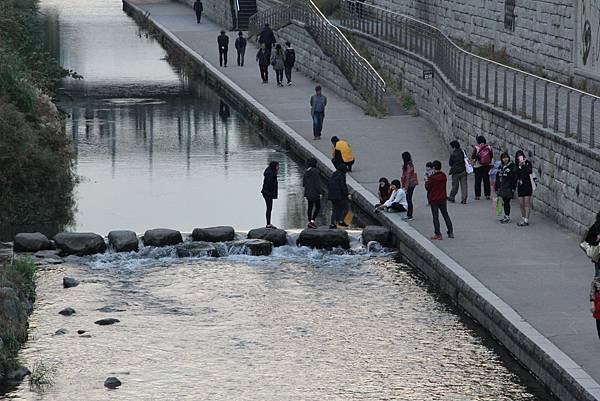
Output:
[4, 242, 552, 400]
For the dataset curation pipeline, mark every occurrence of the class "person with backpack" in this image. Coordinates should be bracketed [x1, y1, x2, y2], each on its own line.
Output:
[470, 135, 493, 200]
[448, 140, 468, 204]
[401, 151, 418, 221]
[217, 30, 229, 68]
[330, 136, 354, 171]
[284, 41, 296, 85]
[261, 161, 279, 229]
[425, 160, 454, 240]
[515, 149, 533, 227]
[495, 152, 517, 224]
[256, 44, 270, 83]
[310, 86, 327, 140]
[328, 164, 349, 229]
[193, 0, 203, 23]
[303, 158, 322, 229]
[235, 31, 247, 67]
[271, 44, 286, 87]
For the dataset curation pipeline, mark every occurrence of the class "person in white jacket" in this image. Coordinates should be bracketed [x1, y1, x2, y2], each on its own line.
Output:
[375, 179, 408, 212]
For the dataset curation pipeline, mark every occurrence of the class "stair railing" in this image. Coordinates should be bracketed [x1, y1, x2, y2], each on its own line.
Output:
[249, 0, 386, 109]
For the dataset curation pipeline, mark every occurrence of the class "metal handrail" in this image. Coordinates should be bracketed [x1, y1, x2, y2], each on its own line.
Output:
[339, 0, 600, 148]
[249, 0, 386, 108]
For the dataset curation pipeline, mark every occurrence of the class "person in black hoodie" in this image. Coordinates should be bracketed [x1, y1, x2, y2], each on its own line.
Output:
[283, 41, 296, 85]
[217, 30, 229, 67]
[495, 152, 517, 224]
[448, 140, 468, 203]
[258, 23, 276, 60]
[303, 158, 322, 229]
[256, 44, 270, 83]
[193, 0, 203, 23]
[261, 161, 279, 229]
[235, 31, 247, 67]
[584, 212, 600, 277]
[515, 149, 533, 226]
[327, 164, 349, 229]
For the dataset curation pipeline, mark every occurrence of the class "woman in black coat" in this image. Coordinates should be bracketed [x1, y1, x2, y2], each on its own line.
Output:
[495, 152, 517, 224]
[585, 212, 600, 277]
[327, 164, 349, 229]
[261, 161, 279, 228]
[303, 158, 322, 229]
[515, 150, 533, 227]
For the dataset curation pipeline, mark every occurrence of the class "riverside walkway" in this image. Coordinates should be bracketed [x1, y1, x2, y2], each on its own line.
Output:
[125, 0, 600, 396]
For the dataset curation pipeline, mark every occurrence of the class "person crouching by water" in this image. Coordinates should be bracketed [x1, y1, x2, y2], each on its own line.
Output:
[328, 164, 349, 229]
[425, 160, 454, 240]
[495, 152, 517, 224]
[331, 136, 355, 172]
[261, 161, 279, 229]
[375, 179, 407, 213]
[377, 177, 391, 206]
[303, 158, 322, 229]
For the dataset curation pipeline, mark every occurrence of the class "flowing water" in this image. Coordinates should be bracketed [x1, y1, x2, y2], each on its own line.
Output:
[1, 0, 557, 399]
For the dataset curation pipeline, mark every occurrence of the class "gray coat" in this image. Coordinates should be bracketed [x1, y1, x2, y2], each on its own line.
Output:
[272, 49, 285, 71]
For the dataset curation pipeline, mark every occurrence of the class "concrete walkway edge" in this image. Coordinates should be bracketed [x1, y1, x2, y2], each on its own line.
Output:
[122, 2, 600, 399]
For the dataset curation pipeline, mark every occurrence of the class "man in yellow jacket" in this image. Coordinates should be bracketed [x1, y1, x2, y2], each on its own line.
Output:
[331, 136, 355, 172]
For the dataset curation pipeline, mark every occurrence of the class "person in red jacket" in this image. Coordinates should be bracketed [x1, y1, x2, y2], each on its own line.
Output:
[590, 277, 600, 339]
[424, 160, 454, 240]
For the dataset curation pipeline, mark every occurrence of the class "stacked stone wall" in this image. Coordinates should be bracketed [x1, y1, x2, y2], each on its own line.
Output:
[177, 0, 234, 29]
[348, 29, 600, 235]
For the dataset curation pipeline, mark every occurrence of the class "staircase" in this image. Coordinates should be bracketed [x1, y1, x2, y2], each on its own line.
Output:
[236, 0, 257, 30]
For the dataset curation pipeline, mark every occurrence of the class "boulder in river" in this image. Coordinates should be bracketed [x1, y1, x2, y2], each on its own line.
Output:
[54, 232, 107, 256]
[228, 239, 273, 256]
[63, 277, 80, 288]
[191, 226, 235, 242]
[108, 230, 139, 252]
[142, 229, 182, 247]
[297, 228, 350, 249]
[77, 330, 86, 335]
[13, 232, 53, 252]
[361, 226, 392, 247]
[59, 307, 76, 316]
[175, 242, 219, 258]
[247, 227, 288, 247]
[95, 318, 120, 326]
[104, 377, 122, 389]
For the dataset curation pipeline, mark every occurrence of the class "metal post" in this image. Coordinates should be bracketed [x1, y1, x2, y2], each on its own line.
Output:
[476, 59, 481, 99]
[485, 63, 489, 102]
[493, 66, 498, 106]
[512, 72, 517, 114]
[462, 53, 467, 90]
[577, 94, 583, 142]
[503, 68, 507, 110]
[591, 99, 596, 148]
[468, 57, 473, 96]
[532, 79, 537, 124]
[521, 76, 526, 118]
[543, 82, 548, 128]
[565, 91, 571, 137]
[554, 88, 559, 132]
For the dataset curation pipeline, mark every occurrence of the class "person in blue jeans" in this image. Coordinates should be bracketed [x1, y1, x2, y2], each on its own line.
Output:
[310, 85, 327, 140]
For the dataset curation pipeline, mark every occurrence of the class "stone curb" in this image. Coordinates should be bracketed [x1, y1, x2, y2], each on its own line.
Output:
[122, 2, 600, 399]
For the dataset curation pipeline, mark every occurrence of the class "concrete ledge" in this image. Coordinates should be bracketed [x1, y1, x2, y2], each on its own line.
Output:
[122, 2, 600, 400]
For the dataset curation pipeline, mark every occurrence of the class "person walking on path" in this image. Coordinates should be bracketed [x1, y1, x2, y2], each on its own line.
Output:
[258, 23, 276, 60]
[310, 86, 327, 140]
[377, 177, 391, 205]
[470, 135, 493, 200]
[283, 41, 296, 85]
[217, 30, 229, 67]
[515, 149, 533, 227]
[261, 161, 279, 229]
[495, 152, 517, 224]
[330, 136, 354, 171]
[193, 0, 203, 23]
[590, 277, 600, 339]
[271, 44, 286, 87]
[401, 151, 418, 221]
[375, 179, 407, 213]
[256, 44, 270, 83]
[583, 212, 600, 277]
[328, 164, 349, 229]
[448, 140, 468, 204]
[235, 31, 247, 67]
[303, 157, 322, 229]
[425, 160, 454, 240]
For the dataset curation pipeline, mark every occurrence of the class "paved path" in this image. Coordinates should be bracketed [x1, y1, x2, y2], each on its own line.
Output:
[129, 0, 600, 386]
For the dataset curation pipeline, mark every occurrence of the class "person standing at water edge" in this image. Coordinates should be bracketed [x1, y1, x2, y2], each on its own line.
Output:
[425, 160, 454, 240]
[448, 140, 468, 204]
[235, 31, 247, 67]
[258, 23, 276, 60]
[217, 30, 229, 67]
[193, 0, 203, 23]
[303, 158, 322, 229]
[328, 164, 349, 229]
[261, 161, 279, 229]
[470, 135, 493, 200]
[401, 151, 418, 221]
[310, 86, 327, 140]
[284, 41, 296, 85]
[256, 44, 270, 83]
[272, 44, 286, 87]
[330, 136, 354, 171]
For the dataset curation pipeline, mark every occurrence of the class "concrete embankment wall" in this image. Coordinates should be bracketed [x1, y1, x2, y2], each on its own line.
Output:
[122, 2, 600, 400]
[176, 0, 234, 30]
[346, 28, 600, 236]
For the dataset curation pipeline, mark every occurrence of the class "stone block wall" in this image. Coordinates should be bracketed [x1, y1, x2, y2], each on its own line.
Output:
[177, 0, 234, 30]
[348, 29, 600, 235]
[274, 20, 367, 108]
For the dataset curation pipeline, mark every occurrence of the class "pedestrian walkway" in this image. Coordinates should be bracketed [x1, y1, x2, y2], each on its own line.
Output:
[127, 0, 600, 389]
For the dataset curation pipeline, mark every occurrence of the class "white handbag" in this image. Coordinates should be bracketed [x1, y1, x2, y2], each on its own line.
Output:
[463, 150, 474, 174]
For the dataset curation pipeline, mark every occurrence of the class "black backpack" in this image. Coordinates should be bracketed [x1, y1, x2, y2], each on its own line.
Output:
[285, 48, 296, 67]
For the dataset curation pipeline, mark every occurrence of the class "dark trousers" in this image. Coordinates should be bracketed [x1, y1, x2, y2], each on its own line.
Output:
[284, 66, 293, 83]
[406, 185, 416, 217]
[259, 64, 269, 82]
[195, 11, 202, 23]
[431, 201, 453, 236]
[474, 165, 491, 197]
[312, 112, 324, 137]
[502, 196, 512, 216]
[219, 48, 228, 67]
[390, 203, 407, 212]
[307, 198, 321, 221]
[263, 194, 273, 225]
[275, 68, 283, 84]
[596, 320, 600, 340]
[237, 50, 245, 66]
[330, 199, 348, 225]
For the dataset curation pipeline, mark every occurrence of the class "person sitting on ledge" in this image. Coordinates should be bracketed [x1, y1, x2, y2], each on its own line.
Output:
[375, 179, 407, 213]
[331, 136, 355, 172]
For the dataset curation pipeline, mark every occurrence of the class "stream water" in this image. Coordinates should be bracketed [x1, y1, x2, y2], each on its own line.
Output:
[1, 0, 557, 399]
